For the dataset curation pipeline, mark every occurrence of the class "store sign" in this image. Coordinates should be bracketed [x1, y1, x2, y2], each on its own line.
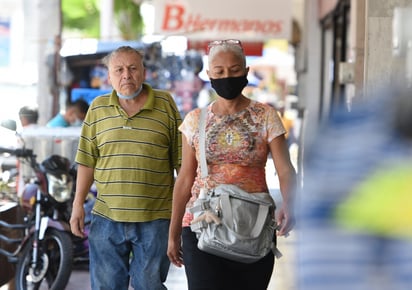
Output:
[153, 0, 291, 41]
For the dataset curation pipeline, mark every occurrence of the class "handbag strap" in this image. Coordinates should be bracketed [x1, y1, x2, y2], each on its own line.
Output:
[199, 107, 208, 179]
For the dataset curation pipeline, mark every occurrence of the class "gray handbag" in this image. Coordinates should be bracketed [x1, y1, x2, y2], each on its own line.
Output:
[189, 107, 278, 263]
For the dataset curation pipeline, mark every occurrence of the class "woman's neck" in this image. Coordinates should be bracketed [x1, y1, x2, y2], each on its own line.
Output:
[212, 95, 250, 115]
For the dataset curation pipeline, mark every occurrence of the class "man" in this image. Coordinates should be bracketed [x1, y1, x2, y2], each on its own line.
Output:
[46, 99, 89, 127]
[18, 106, 39, 128]
[16, 106, 39, 196]
[70, 46, 182, 290]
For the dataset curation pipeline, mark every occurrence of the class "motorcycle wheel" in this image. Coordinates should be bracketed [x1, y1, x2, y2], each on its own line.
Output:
[15, 228, 73, 290]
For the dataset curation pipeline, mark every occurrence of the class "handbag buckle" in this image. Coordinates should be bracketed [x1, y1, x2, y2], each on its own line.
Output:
[214, 197, 222, 217]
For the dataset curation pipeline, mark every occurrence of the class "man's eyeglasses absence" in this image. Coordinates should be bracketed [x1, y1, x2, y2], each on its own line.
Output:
[208, 39, 243, 50]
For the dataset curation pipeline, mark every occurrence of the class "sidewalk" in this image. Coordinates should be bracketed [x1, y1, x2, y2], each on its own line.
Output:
[268, 231, 297, 290]
[166, 232, 298, 290]
[65, 232, 296, 290]
[1, 157, 297, 290]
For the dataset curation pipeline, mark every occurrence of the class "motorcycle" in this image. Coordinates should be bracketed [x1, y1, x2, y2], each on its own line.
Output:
[0, 120, 94, 290]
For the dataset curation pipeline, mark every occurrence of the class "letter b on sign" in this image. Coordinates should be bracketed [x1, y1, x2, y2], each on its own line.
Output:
[162, 4, 184, 30]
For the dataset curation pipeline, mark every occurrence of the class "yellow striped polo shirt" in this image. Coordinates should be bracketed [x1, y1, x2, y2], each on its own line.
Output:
[75, 83, 182, 222]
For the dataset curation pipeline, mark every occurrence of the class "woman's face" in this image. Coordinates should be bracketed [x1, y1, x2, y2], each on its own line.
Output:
[207, 51, 248, 80]
[107, 51, 146, 97]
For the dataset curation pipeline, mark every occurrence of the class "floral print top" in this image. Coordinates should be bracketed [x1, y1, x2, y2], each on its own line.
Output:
[179, 100, 286, 226]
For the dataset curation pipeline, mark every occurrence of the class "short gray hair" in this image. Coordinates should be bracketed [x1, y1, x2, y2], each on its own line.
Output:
[208, 44, 246, 68]
[102, 46, 144, 67]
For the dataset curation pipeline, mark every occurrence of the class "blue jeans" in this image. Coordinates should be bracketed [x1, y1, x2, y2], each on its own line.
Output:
[88, 214, 170, 290]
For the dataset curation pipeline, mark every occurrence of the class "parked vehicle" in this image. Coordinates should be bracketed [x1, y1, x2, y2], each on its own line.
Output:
[0, 120, 94, 290]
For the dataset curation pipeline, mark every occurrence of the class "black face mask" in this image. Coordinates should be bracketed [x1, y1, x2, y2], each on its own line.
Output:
[210, 75, 248, 100]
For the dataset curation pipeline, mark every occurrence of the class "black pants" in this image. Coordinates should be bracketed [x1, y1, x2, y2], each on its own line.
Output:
[182, 227, 275, 290]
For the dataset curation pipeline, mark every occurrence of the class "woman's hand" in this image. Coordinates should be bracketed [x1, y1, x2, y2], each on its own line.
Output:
[167, 236, 184, 267]
[276, 202, 295, 237]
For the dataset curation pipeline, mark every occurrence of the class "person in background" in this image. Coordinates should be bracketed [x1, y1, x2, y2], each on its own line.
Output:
[16, 106, 39, 195]
[297, 85, 412, 290]
[18, 106, 39, 128]
[167, 39, 296, 290]
[69, 46, 182, 290]
[46, 99, 89, 127]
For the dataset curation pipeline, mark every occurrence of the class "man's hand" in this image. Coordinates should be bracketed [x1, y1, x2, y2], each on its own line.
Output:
[70, 202, 86, 238]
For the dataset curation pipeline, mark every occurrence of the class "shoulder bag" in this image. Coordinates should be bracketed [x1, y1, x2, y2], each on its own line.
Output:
[189, 107, 279, 263]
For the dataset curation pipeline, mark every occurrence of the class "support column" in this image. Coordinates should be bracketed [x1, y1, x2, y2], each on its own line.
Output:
[35, 0, 61, 125]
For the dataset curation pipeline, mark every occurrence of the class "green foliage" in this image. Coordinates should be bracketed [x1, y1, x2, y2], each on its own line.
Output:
[62, 0, 100, 38]
[61, 0, 144, 40]
[113, 0, 144, 40]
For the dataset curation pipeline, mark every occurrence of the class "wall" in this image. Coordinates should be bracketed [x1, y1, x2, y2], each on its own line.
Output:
[295, 0, 329, 150]
[364, 0, 412, 98]
[350, 0, 366, 100]
[0, 0, 60, 126]
[297, 0, 412, 137]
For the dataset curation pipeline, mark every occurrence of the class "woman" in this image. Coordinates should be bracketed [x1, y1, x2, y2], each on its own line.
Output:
[167, 39, 296, 290]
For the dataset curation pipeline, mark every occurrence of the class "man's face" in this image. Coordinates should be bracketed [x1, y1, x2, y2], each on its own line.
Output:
[107, 51, 146, 97]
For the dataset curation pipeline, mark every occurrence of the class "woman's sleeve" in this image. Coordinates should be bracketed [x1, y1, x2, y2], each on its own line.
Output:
[179, 109, 200, 147]
[266, 106, 287, 143]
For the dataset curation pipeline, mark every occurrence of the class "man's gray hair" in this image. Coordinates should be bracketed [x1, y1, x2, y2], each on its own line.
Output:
[102, 46, 145, 67]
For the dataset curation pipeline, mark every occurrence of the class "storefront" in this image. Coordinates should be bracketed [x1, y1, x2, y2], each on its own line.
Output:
[60, 39, 205, 118]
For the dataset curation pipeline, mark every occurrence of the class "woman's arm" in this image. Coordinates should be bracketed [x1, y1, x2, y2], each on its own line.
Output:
[269, 134, 297, 236]
[168, 135, 197, 267]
